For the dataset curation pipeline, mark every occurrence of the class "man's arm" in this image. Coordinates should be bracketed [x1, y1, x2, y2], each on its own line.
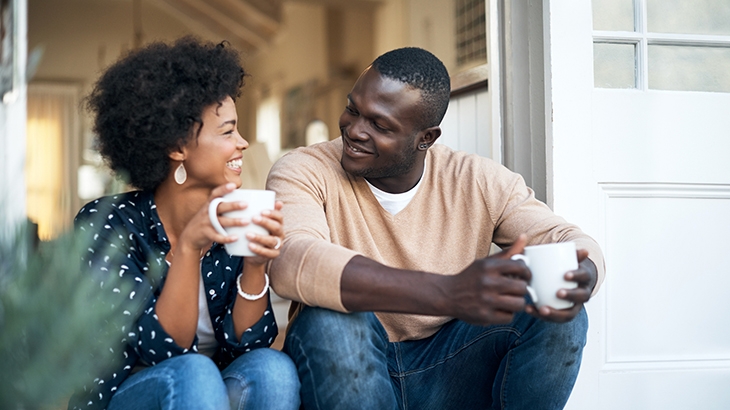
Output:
[341, 236, 536, 326]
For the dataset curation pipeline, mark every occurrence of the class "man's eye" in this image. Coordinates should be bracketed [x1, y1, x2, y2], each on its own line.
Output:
[345, 106, 357, 115]
[372, 122, 387, 132]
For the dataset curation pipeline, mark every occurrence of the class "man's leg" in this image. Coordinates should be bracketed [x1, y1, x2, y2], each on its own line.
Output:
[283, 306, 398, 410]
[390, 308, 588, 410]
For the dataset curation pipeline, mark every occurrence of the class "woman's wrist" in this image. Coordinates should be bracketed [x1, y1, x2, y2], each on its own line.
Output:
[236, 273, 269, 301]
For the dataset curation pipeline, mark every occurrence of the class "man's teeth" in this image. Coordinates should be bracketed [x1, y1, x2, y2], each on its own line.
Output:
[226, 159, 242, 168]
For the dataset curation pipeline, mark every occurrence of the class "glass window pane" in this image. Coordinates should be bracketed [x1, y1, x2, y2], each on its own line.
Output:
[593, 0, 634, 31]
[647, 0, 730, 35]
[648, 45, 730, 92]
[594, 43, 636, 88]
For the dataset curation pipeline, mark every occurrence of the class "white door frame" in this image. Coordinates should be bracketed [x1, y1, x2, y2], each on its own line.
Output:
[0, 0, 28, 238]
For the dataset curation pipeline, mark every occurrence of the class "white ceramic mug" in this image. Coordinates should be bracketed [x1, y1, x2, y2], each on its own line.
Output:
[511, 242, 578, 310]
[208, 189, 276, 256]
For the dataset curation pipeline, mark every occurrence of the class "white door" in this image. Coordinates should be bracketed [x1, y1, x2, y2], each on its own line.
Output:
[546, 1, 730, 409]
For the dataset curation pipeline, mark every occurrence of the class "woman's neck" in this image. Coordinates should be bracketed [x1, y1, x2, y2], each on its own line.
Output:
[153, 179, 209, 245]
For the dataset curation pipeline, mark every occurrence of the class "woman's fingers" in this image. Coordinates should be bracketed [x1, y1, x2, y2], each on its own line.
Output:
[209, 183, 237, 200]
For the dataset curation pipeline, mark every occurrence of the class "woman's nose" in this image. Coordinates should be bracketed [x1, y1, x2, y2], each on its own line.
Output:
[236, 131, 249, 150]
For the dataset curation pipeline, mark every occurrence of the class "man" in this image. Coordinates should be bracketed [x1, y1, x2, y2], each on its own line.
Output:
[266, 47, 605, 410]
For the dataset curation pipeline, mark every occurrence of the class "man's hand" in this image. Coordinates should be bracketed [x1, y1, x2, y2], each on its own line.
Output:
[524, 249, 597, 323]
[439, 235, 532, 326]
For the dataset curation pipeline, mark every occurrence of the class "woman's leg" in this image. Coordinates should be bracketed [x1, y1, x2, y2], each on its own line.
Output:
[108, 354, 228, 410]
[221, 348, 300, 410]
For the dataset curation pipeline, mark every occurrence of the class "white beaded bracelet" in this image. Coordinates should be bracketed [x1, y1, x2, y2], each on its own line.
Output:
[236, 273, 269, 301]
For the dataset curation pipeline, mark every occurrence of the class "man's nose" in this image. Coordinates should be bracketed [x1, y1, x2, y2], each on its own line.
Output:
[346, 117, 368, 141]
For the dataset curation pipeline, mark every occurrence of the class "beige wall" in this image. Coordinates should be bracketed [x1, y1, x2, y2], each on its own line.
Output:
[243, 1, 376, 155]
[29, 0, 217, 88]
[406, 0, 458, 74]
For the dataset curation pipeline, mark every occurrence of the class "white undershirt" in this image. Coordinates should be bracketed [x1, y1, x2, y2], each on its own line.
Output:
[195, 269, 218, 357]
[365, 160, 426, 215]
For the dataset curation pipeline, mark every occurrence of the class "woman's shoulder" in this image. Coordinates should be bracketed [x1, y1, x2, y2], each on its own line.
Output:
[74, 190, 158, 235]
[76, 190, 149, 218]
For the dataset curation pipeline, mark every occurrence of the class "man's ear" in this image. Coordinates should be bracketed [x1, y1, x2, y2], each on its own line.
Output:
[418, 126, 442, 150]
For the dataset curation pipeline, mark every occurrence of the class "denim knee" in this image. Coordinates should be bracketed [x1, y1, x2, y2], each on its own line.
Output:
[109, 353, 228, 410]
[222, 348, 300, 410]
[284, 307, 396, 410]
[285, 307, 384, 360]
[224, 348, 300, 391]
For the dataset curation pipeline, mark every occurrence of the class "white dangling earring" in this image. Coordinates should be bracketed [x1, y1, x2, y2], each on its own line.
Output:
[174, 163, 187, 185]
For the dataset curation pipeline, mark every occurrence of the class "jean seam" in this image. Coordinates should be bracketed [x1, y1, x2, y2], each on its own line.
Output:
[396, 327, 522, 378]
[499, 348, 513, 410]
[222, 371, 251, 410]
[288, 332, 322, 410]
[394, 343, 408, 410]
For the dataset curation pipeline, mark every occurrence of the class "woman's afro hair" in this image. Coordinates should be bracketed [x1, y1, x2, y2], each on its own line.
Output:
[85, 36, 246, 191]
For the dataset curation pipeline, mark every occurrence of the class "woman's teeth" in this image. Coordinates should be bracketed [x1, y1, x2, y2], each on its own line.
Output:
[226, 159, 242, 168]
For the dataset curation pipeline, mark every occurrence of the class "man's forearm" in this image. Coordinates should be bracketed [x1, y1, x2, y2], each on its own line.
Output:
[340, 255, 449, 315]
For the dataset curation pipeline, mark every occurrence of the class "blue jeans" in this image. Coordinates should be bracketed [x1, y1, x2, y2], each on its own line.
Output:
[108, 349, 300, 410]
[284, 307, 588, 410]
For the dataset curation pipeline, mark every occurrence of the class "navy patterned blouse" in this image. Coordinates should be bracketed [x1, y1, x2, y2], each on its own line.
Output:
[68, 190, 278, 410]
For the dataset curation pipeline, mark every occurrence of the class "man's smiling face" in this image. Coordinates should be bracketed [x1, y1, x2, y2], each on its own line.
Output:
[338, 67, 426, 193]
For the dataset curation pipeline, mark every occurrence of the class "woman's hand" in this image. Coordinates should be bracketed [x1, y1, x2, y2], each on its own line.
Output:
[242, 200, 284, 266]
[177, 183, 242, 256]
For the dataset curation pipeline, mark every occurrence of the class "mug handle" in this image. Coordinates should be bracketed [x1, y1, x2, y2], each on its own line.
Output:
[510, 254, 539, 304]
[208, 197, 228, 237]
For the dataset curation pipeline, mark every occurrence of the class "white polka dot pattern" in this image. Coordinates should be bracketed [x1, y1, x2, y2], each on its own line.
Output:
[68, 191, 279, 410]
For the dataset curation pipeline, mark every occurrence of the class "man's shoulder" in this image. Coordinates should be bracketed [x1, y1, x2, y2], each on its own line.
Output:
[429, 144, 506, 174]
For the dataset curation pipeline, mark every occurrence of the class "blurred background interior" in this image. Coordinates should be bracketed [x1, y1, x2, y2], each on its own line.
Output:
[25, 0, 493, 241]
[24, 0, 494, 350]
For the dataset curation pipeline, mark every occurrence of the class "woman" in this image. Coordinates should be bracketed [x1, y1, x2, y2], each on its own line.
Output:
[69, 37, 300, 410]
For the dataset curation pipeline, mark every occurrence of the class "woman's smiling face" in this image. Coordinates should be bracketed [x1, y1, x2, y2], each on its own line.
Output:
[181, 96, 248, 189]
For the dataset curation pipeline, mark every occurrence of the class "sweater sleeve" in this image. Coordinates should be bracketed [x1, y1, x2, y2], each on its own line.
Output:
[485, 162, 606, 295]
[265, 148, 360, 312]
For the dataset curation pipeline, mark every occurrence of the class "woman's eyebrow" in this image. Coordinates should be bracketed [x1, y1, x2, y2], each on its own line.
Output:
[218, 119, 236, 128]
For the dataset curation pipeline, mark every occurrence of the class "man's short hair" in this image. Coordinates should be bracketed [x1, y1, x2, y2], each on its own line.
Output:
[371, 47, 451, 129]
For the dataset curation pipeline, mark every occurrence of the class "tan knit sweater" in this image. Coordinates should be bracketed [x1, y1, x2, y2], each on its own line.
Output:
[266, 138, 605, 341]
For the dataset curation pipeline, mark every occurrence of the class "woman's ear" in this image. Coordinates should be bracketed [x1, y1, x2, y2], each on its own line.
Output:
[168, 146, 186, 162]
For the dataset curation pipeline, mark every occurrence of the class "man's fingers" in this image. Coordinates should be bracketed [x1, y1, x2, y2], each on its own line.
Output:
[576, 248, 589, 262]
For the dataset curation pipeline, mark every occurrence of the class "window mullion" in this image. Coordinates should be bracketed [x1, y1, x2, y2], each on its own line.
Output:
[635, 0, 647, 90]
